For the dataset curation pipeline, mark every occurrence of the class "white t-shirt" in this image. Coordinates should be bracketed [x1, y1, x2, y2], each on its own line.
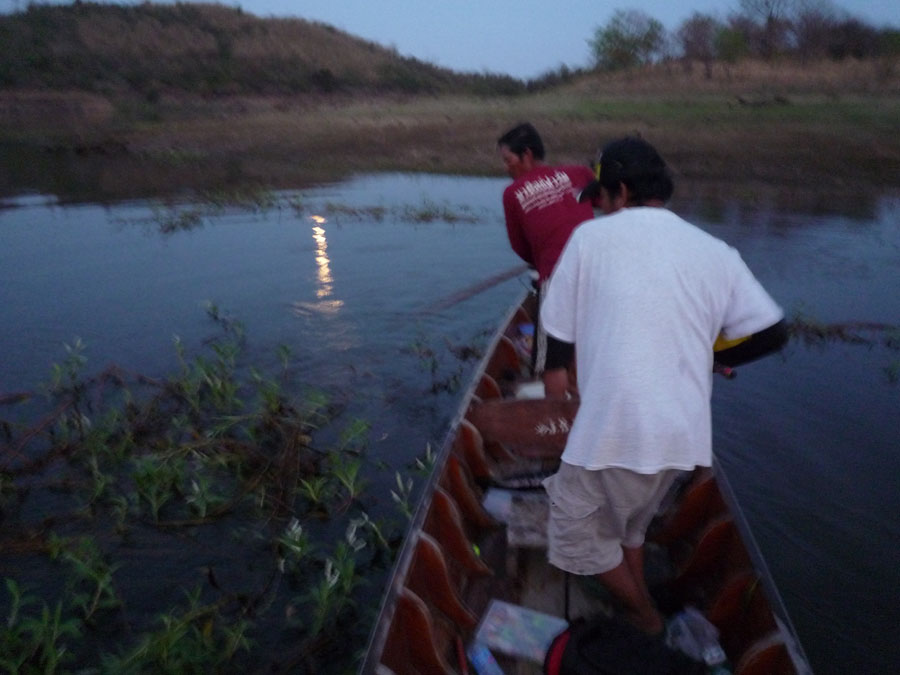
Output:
[541, 207, 783, 472]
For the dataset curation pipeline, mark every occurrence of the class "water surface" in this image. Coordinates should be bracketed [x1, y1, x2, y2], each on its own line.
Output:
[1, 175, 898, 673]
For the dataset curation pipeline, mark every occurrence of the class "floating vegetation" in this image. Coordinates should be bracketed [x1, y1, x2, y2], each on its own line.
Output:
[320, 202, 388, 221]
[122, 190, 489, 234]
[121, 186, 282, 234]
[198, 185, 279, 212]
[400, 198, 479, 224]
[407, 332, 488, 394]
[314, 198, 483, 224]
[789, 310, 899, 348]
[155, 206, 205, 234]
[788, 307, 900, 384]
[0, 310, 426, 672]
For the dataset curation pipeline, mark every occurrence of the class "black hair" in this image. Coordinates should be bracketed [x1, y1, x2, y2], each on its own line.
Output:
[598, 136, 674, 205]
[497, 122, 545, 161]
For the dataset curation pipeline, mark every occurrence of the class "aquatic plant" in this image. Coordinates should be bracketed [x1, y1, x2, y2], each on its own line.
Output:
[788, 308, 900, 383]
[0, 309, 417, 672]
[198, 185, 278, 212]
[401, 198, 478, 224]
[337, 417, 370, 453]
[131, 454, 184, 522]
[321, 202, 388, 221]
[303, 524, 368, 638]
[277, 517, 312, 574]
[102, 588, 250, 673]
[298, 475, 332, 510]
[0, 581, 80, 674]
[409, 332, 486, 394]
[390, 471, 415, 520]
[352, 511, 392, 552]
[48, 535, 122, 622]
[413, 441, 436, 475]
[185, 472, 227, 519]
[329, 452, 367, 504]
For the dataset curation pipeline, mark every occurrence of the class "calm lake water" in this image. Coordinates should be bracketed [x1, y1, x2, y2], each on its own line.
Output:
[1, 174, 898, 674]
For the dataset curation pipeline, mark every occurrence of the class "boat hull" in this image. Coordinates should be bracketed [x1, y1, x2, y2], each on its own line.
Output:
[360, 291, 810, 675]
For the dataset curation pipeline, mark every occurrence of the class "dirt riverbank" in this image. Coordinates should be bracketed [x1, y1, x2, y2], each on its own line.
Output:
[2, 60, 898, 210]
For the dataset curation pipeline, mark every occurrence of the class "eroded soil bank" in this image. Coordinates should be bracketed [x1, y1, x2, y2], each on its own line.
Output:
[2, 59, 899, 210]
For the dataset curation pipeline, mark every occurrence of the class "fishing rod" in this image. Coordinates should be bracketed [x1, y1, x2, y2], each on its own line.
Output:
[420, 264, 531, 313]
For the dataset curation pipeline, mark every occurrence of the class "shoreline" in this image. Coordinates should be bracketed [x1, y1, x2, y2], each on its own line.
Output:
[2, 62, 899, 212]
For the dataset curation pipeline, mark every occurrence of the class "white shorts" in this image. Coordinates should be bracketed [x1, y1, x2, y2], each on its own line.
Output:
[543, 462, 684, 575]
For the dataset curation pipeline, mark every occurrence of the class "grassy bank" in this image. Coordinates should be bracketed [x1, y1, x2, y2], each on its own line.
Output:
[2, 58, 899, 209]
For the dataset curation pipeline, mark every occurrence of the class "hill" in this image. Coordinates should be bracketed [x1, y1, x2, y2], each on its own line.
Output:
[0, 2, 524, 97]
[0, 3, 898, 210]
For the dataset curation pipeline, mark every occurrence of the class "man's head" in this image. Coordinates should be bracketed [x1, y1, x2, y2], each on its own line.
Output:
[581, 136, 674, 213]
[497, 122, 545, 179]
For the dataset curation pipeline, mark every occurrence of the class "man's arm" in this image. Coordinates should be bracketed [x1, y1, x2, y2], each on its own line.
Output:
[543, 336, 575, 398]
[714, 319, 789, 367]
[502, 190, 534, 265]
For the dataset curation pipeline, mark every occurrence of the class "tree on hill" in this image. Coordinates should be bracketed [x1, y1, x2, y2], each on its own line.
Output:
[739, 0, 792, 58]
[589, 10, 665, 71]
[677, 13, 722, 78]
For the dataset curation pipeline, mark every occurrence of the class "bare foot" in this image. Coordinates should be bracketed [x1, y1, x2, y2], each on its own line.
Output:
[625, 608, 665, 636]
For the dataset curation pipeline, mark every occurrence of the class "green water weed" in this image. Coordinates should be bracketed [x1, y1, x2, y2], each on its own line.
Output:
[413, 441, 436, 475]
[48, 534, 121, 622]
[329, 453, 366, 503]
[0, 311, 399, 672]
[389, 472, 415, 520]
[401, 198, 477, 224]
[298, 476, 332, 508]
[0, 581, 80, 675]
[103, 587, 249, 673]
[351, 512, 391, 552]
[276, 344, 292, 372]
[304, 526, 366, 637]
[47, 338, 88, 395]
[276, 517, 311, 574]
[337, 418, 370, 453]
[185, 473, 227, 519]
[132, 454, 185, 522]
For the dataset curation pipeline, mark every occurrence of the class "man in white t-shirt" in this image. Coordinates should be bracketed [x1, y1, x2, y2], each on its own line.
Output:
[540, 137, 787, 634]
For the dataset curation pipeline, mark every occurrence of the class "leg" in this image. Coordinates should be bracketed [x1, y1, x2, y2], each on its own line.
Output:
[597, 545, 663, 634]
[542, 337, 576, 398]
[623, 544, 655, 610]
[542, 367, 569, 398]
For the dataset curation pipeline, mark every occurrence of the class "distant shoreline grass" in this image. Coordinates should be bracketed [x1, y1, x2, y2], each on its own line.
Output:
[1, 59, 898, 211]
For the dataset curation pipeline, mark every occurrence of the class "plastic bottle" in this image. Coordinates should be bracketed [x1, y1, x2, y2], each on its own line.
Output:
[666, 606, 732, 674]
[466, 641, 505, 675]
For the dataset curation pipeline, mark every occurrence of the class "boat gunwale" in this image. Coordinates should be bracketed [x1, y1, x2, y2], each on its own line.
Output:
[711, 457, 813, 674]
[358, 290, 531, 674]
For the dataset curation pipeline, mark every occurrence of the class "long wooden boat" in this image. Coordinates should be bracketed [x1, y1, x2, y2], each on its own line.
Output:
[360, 291, 811, 675]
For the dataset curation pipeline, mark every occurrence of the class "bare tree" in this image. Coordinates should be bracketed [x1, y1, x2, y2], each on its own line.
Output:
[677, 13, 722, 78]
[791, 1, 840, 60]
[739, 0, 793, 58]
[828, 18, 880, 59]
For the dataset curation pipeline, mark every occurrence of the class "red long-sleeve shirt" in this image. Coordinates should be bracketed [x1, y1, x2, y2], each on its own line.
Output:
[502, 164, 595, 281]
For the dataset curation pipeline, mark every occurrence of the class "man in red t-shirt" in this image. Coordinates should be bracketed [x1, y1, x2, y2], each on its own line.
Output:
[498, 123, 594, 393]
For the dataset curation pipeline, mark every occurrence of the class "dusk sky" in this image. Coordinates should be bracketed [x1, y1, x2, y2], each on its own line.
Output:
[1, 1, 898, 79]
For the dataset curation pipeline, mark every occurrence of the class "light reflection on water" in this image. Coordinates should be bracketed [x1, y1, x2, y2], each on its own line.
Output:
[0, 175, 897, 673]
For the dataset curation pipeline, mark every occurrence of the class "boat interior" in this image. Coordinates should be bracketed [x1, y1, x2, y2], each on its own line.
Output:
[364, 294, 808, 675]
